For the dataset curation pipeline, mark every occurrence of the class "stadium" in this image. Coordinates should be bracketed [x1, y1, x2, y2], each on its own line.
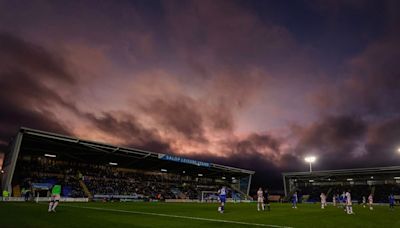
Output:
[1, 1, 400, 227]
[1, 128, 400, 228]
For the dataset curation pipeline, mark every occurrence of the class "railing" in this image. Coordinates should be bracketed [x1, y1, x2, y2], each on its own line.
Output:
[79, 180, 92, 199]
[229, 184, 251, 200]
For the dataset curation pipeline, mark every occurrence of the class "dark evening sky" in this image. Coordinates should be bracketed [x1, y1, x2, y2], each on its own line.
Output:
[1, 0, 400, 188]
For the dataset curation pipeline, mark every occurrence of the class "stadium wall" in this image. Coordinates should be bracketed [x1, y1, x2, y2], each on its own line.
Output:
[1, 197, 89, 202]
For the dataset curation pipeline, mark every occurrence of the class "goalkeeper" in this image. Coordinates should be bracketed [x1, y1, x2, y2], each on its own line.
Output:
[48, 184, 61, 212]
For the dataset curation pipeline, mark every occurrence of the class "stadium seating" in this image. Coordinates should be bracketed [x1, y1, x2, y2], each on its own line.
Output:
[13, 156, 225, 200]
[15, 158, 86, 198]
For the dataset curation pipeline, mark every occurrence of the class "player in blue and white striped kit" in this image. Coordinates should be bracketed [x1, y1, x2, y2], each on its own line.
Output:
[218, 186, 226, 213]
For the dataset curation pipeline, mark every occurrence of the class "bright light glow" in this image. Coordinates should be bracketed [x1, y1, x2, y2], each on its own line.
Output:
[394, 177, 400, 180]
[182, 171, 186, 174]
[347, 178, 353, 181]
[222, 176, 226, 180]
[304, 156, 316, 163]
[44, 154, 56, 158]
[309, 180, 314, 182]
[398, 148, 400, 153]
[198, 174, 203, 177]
[232, 177, 236, 180]
[0, 170, 4, 174]
[161, 169, 167, 172]
[109, 162, 118, 166]
[370, 176, 374, 179]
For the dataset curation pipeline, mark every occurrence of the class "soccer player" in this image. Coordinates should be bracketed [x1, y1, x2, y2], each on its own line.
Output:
[332, 194, 336, 206]
[320, 192, 327, 209]
[263, 188, 271, 211]
[257, 187, 264, 211]
[332, 194, 337, 207]
[341, 191, 347, 212]
[232, 191, 238, 203]
[2, 189, 9, 201]
[368, 194, 374, 210]
[292, 191, 298, 209]
[24, 188, 31, 202]
[345, 190, 354, 215]
[217, 186, 226, 214]
[362, 196, 366, 208]
[48, 184, 61, 212]
[389, 193, 395, 211]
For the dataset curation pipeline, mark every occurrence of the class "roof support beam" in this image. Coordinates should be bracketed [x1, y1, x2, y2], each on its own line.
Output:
[1, 131, 23, 193]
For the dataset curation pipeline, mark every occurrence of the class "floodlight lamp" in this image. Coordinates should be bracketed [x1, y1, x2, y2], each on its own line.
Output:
[304, 156, 316, 163]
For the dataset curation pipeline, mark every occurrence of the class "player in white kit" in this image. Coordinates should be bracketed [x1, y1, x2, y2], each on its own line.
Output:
[257, 187, 264, 211]
[362, 196, 366, 208]
[345, 190, 354, 215]
[368, 194, 374, 210]
[320, 192, 327, 209]
[332, 194, 337, 207]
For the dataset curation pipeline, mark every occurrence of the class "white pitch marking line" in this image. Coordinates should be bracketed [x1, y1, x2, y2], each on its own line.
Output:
[63, 205, 293, 228]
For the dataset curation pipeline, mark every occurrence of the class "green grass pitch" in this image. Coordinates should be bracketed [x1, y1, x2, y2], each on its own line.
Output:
[1, 202, 399, 227]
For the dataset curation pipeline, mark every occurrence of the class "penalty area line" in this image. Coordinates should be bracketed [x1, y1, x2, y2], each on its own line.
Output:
[62, 205, 293, 228]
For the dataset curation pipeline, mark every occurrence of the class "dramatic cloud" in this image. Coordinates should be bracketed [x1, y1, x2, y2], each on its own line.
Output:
[0, 33, 169, 152]
[366, 117, 400, 163]
[0, 32, 75, 139]
[292, 115, 368, 169]
[141, 96, 207, 143]
[83, 111, 171, 152]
